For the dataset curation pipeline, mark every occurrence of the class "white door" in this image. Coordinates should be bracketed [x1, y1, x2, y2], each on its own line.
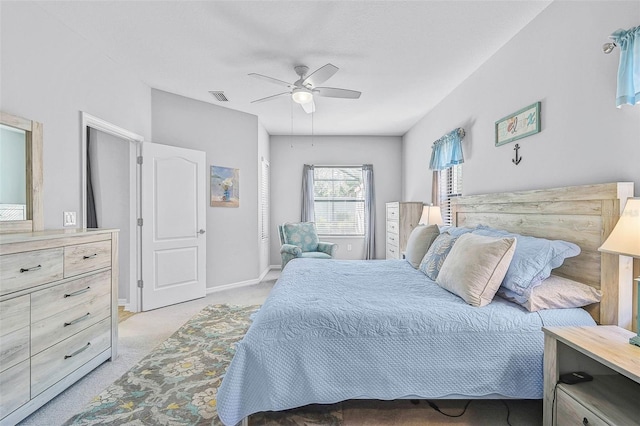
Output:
[141, 142, 206, 311]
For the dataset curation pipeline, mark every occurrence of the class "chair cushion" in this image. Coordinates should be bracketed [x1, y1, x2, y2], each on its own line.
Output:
[282, 222, 319, 252]
[300, 252, 332, 259]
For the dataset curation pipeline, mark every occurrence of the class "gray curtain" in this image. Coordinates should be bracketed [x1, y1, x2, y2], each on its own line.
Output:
[432, 170, 440, 206]
[301, 164, 315, 222]
[86, 128, 98, 228]
[363, 164, 375, 260]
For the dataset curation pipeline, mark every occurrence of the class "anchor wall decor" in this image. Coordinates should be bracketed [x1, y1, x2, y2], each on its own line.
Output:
[512, 143, 522, 165]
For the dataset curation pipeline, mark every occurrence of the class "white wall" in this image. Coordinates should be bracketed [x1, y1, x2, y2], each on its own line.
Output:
[89, 129, 132, 301]
[151, 89, 261, 289]
[270, 135, 403, 264]
[403, 1, 640, 202]
[1, 2, 151, 229]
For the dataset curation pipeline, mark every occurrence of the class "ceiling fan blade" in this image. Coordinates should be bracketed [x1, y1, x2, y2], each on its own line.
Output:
[302, 64, 339, 87]
[248, 73, 292, 88]
[314, 87, 361, 99]
[251, 92, 290, 104]
[300, 100, 316, 114]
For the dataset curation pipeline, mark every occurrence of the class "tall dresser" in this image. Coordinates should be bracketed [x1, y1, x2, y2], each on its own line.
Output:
[385, 202, 424, 259]
[0, 229, 118, 425]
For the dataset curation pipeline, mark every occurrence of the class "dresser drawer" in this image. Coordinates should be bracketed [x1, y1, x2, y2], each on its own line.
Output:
[386, 243, 400, 259]
[0, 359, 30, 419]
[31, 317, 111, 397]
[387, 221, 399, 234]
[31, 293, 110, 354]
[386, 232, 399, 247]
[31, 270, 111, 324]
[386, 204, 399, 220]
[556, 387, 608, 426]
[64, 240, 111, 278]
[0, 248, 63, 296]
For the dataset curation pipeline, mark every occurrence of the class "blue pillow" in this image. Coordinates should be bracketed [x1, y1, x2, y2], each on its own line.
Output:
[472, 226, 580, 300]
[418, 233, 459, 281]
[438, 225, 477, 237]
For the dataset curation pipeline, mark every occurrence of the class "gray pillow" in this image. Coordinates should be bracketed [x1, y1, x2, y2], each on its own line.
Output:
[404, 225, 440, 268]
[436, 233, 517, 307]
[497, 275, 602, 312]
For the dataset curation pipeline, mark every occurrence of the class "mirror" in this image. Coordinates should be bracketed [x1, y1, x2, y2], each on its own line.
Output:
[0, 111, 43, 233]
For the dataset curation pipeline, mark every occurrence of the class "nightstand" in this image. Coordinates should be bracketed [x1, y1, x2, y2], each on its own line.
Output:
[542, 326, 640, 426]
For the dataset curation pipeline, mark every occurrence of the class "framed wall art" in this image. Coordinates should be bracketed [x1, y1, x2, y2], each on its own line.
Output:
[210, 165, 239, 207]
[495, 102, 541, 146]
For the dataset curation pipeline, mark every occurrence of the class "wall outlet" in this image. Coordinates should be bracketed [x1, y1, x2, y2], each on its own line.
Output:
[63, 211, 77, 227]
[347, 244, 352, 251]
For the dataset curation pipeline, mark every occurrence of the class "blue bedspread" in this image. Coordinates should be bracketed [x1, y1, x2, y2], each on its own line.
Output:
[217, 259, 595, 425]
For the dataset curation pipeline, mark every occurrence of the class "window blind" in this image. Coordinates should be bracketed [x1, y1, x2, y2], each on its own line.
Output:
[260, 159, 270, 241]
[313, 167, 365, 235]
[439, 164, 463, 226]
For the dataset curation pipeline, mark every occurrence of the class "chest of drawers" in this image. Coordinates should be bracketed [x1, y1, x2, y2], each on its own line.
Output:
[0, 229, 118, 425]
[385, 202, 423, 259]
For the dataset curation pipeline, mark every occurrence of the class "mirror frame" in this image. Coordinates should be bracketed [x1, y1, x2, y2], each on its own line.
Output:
[0, 111, 43, 233]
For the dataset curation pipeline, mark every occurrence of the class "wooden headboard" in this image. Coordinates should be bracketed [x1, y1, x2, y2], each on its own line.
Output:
[451, 182, 634, 327]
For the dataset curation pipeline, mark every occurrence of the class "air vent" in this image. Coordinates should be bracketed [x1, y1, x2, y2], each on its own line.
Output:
[209, 91, 229, 102]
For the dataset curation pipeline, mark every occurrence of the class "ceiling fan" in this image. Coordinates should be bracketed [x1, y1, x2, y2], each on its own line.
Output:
[249, 64, 361, 113]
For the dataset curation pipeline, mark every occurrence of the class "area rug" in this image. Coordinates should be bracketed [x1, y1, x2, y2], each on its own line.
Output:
[64, 304, 342, 426]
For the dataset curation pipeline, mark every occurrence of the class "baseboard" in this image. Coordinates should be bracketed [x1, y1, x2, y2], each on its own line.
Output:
[206, 278, 259, 294]
[206, 266, 280, 294]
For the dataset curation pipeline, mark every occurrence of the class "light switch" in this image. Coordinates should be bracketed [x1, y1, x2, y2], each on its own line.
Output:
[63, 211, 77, 227]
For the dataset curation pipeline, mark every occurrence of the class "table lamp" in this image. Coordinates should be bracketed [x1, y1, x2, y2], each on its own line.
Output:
[598, 197, 640, 346]
[419, 204, 444, 226]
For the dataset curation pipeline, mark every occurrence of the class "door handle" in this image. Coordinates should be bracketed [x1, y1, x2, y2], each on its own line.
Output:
[198, 229, 206, 235]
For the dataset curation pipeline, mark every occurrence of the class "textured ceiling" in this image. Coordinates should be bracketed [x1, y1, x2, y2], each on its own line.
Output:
[35, 1, 551, 136]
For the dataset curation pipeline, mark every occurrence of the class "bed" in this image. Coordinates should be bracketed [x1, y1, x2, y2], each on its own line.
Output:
[217, 182, 634, 426]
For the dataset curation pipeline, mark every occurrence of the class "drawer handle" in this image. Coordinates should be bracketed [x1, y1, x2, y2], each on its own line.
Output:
[83, 254, 98, 259]
[583, 418, 589, 425]
[64, 313, 91, 327]
[64, 342, 91, 359]
[64, 286, 91, 298]
[20, 264, 42, 273]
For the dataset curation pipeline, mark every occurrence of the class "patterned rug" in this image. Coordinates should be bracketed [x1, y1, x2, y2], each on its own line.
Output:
[65, 304, 343, 425]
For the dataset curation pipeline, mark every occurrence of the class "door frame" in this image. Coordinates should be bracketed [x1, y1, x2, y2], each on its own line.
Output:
[81, 112, 144, 312]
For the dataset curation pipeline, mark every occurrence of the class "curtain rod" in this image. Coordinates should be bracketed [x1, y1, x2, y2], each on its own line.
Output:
[308, 165, 365, 168]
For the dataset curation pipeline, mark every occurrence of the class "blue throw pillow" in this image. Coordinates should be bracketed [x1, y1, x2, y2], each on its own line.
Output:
[438, 225, 477, 237]
[472, 226, 580, 300]
[418, 233, 459, 281]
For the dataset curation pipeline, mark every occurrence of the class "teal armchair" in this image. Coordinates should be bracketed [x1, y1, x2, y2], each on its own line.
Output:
[278, 222, 338, 269]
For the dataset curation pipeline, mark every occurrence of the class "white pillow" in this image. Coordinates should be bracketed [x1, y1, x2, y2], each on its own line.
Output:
[404, 225, 440, 269]
[497, 275, 602, 312]
[436, 233, 517, 307]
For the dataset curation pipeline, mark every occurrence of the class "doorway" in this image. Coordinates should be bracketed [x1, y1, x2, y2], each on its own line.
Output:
[81, 112, 208, 313]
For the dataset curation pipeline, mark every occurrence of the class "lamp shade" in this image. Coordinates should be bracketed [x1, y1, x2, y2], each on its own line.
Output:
[419, 205, 443, 226]
[292, 88, 313, 104]
[598, 198, 640, 258]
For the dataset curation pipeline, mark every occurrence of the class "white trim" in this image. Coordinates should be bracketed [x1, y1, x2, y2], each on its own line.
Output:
[206, 278, 259, 294]
[269, 264, 283, 270]
[258, 267, 271, 282]
[81, 112, 144, 313]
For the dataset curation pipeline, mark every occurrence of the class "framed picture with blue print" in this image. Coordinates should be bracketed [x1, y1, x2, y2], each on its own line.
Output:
[495, 102, 541, 146]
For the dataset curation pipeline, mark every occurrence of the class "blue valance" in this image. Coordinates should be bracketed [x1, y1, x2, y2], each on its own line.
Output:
[429, 128, 465, 171]
[611, 26, 640, 107]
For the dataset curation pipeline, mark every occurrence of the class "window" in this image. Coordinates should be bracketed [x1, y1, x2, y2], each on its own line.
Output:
[438, 164, 462, 226]
[260, 159, 269, 241]
[313, 167, 364, 235]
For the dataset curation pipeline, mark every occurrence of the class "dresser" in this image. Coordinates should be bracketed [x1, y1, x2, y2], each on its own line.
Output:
[0, 229, 118, 425]
[542, 326, 640, 426]
[385, 202, 423, 259]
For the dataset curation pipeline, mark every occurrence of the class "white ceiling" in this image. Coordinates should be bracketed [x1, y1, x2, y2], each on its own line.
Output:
[35, 1, 551, 136]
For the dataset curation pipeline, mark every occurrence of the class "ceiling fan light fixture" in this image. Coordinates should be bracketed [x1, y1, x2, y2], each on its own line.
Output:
[292, 88, 313, 104]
